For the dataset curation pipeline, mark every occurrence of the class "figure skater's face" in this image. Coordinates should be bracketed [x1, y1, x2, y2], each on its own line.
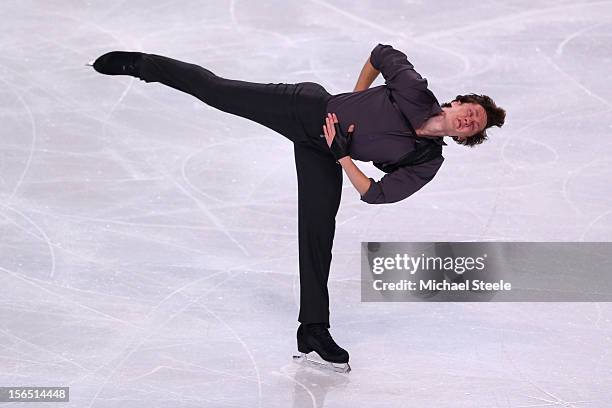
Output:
[444, 101, 487, 140]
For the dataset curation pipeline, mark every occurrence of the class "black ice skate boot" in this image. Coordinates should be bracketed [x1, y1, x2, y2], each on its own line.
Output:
[293, 323, 351, 373]
[89, 51, 143, 77]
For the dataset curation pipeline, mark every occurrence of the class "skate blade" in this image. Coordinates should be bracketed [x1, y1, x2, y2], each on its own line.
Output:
[292, 352, 351, 373]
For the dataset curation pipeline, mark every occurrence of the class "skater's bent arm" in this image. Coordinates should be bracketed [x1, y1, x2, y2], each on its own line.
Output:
[353, 57, 380, 92]
[338, 157, 371, 196]
[359, 156, 445, 204]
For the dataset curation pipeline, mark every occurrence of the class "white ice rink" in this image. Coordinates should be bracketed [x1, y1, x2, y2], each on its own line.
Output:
[1, 0, 612, 406]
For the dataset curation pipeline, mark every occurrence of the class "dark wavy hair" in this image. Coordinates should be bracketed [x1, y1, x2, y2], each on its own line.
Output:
[440, 93, 506, 147]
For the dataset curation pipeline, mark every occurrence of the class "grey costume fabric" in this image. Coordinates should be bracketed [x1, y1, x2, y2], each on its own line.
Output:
[328, 43, 447, 204]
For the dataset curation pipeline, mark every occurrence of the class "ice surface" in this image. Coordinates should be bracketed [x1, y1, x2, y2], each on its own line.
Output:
[1, 0, 611, 406]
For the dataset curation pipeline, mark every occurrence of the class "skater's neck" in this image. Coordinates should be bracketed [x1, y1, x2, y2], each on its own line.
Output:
[414, 114, 448, 138]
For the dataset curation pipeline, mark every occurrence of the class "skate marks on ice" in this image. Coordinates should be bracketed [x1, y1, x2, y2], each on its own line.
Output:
[501, 340, 593, 407]
[276, 360, 351, 408]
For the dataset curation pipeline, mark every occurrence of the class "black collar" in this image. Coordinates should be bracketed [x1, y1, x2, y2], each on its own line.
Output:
[414, 135, 447, 146]
[432, 136, 447, 146]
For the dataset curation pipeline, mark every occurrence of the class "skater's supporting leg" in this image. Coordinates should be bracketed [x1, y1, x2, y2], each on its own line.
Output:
[294, 143, 342, 326]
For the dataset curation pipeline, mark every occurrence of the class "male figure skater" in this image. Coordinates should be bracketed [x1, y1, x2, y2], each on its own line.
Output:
[90, 43, 505, 373]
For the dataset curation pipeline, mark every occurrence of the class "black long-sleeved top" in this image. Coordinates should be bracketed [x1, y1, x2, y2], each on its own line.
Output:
[326, 44, 446, 204]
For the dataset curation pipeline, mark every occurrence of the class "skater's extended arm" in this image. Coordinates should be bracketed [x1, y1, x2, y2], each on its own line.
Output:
[353, 57, 380, 92]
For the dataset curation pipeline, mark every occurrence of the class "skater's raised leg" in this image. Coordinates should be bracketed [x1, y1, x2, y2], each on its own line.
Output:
[91, 51, 329, 146]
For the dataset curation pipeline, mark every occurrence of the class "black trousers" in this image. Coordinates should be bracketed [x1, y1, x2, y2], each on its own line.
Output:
[137, 54, 341, 326]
